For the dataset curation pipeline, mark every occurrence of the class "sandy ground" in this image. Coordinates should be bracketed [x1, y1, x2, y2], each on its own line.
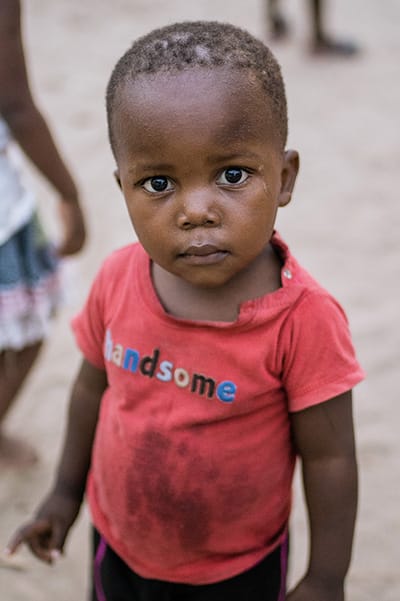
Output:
[1, 0, 399, 599]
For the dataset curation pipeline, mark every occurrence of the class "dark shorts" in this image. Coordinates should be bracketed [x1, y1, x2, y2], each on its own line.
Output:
[91, 527, 288, 601]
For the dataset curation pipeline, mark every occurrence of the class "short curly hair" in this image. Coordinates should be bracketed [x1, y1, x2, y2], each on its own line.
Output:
[106, 21, 288, 155]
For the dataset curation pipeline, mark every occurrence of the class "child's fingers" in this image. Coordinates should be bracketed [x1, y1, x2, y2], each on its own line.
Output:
[27, 519, 68, 563]
[27, 538, 58, 564]
[48, 521, 68, 558]
[5, 527, 27, 555]
[6, 519, 53, 561]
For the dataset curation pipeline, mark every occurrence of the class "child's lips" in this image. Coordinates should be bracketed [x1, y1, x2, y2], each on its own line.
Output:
[179, 244, 228, 265]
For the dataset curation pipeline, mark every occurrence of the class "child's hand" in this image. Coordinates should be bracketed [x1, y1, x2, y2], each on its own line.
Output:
[287, 575, 345, 601]
[5, 491, 81, 564]
[57, 199, 86, 257]
[6, 517, 62, 565]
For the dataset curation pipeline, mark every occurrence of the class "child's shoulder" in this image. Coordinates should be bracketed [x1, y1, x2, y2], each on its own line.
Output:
[92, 241, 146, 289]
[100, 240, 144, 271]
[272, 231, 346, 313]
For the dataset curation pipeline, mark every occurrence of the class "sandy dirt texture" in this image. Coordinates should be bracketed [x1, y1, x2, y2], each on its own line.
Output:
[1, 0, 399, 599]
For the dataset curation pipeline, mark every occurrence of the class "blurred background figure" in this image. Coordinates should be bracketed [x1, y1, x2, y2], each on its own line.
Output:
[267, 0, 359, 56]
[0, 0, 86, 467]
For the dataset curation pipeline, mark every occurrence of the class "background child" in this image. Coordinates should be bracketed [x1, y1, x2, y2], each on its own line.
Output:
[266, 0, 359, 55]
[0, 0, 86, 467]
[7, 20, 364, 601]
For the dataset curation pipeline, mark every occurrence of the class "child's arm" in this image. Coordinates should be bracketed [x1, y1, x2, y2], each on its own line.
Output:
[0, 0, 85, 256]
[6, 359, 107, 564]
[287, 390, 357, 601]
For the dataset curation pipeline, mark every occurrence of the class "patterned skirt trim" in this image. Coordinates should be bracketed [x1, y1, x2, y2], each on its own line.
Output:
[0, 213, 62, 351]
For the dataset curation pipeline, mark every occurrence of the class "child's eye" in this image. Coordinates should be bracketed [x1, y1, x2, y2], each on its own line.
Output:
[217, 167, 249, 186]
[142, 176, 174, 193]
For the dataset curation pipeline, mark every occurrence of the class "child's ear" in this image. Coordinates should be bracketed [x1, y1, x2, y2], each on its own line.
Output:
[278, 149, 299, 207]
[114, 170, 122, 189]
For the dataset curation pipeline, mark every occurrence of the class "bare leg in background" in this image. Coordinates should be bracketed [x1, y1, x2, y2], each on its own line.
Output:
[0, 342, 43, 467]
[266, 0, 359, 56]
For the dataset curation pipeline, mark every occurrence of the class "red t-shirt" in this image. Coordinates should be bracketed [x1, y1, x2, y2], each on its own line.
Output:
[71, 232, 364, 584]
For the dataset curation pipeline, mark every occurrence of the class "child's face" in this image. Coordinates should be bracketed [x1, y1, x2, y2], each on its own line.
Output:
[113, 67, 298, 289]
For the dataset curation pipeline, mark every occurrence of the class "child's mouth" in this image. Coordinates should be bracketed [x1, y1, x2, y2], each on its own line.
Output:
[180, 244, 228, 265]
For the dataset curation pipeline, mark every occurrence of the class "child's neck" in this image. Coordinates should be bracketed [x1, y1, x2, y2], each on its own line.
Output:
[152, 244, 282, 323]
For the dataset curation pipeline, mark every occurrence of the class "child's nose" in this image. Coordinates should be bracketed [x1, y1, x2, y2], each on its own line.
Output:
[177, 190, 221, 229]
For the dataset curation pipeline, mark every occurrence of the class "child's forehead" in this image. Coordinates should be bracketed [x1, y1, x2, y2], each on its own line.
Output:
[117, 66, 269, 113]
[112, 67, 281, 158]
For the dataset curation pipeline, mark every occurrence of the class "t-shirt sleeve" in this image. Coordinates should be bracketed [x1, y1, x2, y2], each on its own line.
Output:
[71, 266, 107, 369]
[282, 291, 365, 412]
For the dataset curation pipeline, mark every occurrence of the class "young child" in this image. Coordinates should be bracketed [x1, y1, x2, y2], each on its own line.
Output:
[7, 21, 364, 601]
[0, 0, 85, 466]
